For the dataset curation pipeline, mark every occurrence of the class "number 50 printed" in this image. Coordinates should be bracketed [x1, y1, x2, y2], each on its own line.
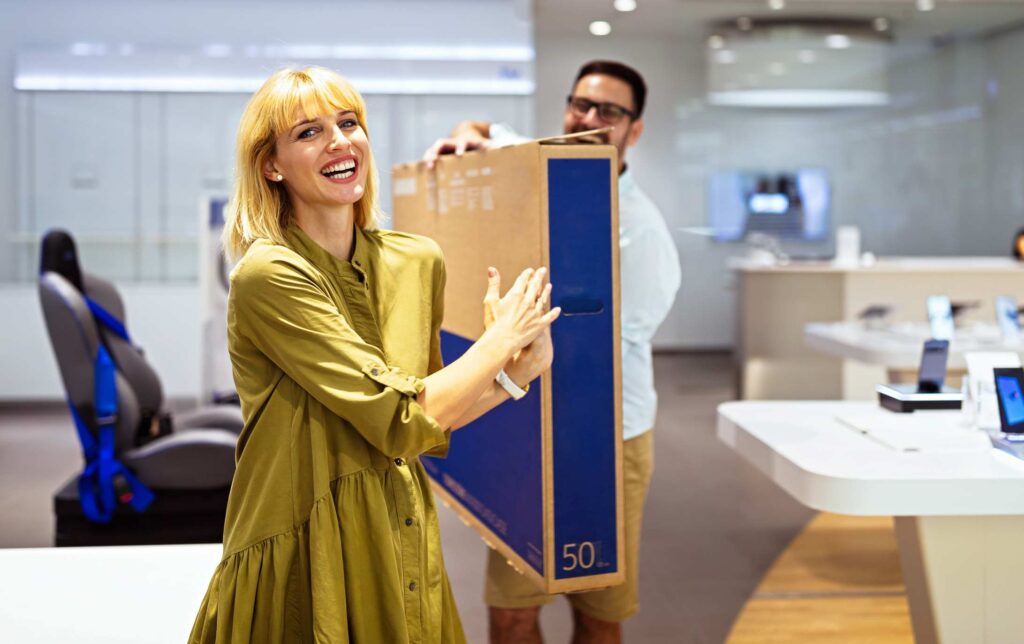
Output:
[561, 541, 598, 571]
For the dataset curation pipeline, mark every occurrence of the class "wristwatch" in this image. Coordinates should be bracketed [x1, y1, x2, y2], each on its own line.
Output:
[495, 369, 530, 400]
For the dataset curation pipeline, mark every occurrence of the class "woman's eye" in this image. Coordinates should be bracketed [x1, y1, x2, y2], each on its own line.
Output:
[340, 119, 358, 129]
[298, 127, 318, 139]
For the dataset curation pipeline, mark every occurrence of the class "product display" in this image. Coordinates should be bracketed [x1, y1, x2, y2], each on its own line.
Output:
[392, 133, 623, 593]
[877, 339, 961, 413]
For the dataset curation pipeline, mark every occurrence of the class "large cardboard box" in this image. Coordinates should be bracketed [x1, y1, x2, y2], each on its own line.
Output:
[391, 134, 623, 593]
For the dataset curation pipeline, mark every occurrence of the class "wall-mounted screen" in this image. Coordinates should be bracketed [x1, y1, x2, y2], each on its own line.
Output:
[707, 169, 830, 242]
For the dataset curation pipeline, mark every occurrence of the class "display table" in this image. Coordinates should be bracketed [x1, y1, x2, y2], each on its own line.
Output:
[718, 400, 1024, 644]
[0, 543, 220, 642]
[732, 257, 1024, 400]
[804, 321, 1021, 385]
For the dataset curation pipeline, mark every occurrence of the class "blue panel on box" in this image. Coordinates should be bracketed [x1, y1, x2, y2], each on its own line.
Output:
[424, 331, 545, 575]
[547, 158, 618, 579]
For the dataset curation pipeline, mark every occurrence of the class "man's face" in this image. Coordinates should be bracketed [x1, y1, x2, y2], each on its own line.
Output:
[563, 73, 644, 170]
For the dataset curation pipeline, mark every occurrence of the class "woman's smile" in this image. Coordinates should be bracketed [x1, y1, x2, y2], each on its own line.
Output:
[320, 154, 359, 183]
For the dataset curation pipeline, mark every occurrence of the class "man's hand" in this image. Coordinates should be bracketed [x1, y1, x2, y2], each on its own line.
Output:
[423, 121, 493, 168]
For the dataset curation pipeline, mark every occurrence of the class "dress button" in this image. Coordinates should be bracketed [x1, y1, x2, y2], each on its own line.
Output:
[370, 367, 379, 376]
[394, 457, 405, 466]
[405, 517, 414, 527]
[409, 581, 417, 591]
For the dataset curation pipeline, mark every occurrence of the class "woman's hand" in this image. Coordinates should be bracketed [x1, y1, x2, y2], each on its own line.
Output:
[482, 266, 561, 359]
[483, 267, 555, 386]
[505, 326, 553, 387]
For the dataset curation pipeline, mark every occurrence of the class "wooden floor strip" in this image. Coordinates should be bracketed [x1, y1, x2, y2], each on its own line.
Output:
[727, 513, 913, 643]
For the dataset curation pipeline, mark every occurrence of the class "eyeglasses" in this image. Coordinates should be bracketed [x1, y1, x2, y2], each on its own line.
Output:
[566, 96, 637, 123]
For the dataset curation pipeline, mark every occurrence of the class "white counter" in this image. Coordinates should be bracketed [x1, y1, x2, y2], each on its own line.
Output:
[804, 321, 1022, 371]
[717, 401, 1024, 515]
[718, 400, 1024, 644]
[0, 543, 220, 643]
[733, 256, 1024, 399]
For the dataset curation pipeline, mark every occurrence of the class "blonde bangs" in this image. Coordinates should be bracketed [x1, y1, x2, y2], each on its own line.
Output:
[222, 66, 382, 261]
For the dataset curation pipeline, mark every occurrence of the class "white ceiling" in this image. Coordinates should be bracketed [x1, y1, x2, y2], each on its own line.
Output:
[535, 0, 1024, 41]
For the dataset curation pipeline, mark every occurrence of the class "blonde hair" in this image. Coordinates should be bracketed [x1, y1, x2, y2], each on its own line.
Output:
[222, 66, 381, 260]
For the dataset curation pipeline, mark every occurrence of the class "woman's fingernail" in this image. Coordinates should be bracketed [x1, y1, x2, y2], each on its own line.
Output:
[488, 267, 496, 278]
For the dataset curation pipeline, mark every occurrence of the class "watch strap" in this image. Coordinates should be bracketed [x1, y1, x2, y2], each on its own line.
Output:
[495, 369, 529, 400]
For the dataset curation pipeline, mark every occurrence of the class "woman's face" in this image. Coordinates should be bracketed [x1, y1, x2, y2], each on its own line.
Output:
[267, 108, 370, 213]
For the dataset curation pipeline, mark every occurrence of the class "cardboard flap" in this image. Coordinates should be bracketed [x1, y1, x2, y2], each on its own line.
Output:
[390, 128, 614, 174]
[535, 128, 613, 145]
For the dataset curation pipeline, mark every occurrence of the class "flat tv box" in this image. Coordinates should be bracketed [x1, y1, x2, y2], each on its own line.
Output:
[877, 383, 963, 413]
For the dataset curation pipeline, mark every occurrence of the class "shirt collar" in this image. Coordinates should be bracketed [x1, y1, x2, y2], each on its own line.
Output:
[285, 223, 368, 278]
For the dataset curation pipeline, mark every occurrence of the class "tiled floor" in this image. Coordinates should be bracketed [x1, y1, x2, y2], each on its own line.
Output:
[0, 353, 813, 643]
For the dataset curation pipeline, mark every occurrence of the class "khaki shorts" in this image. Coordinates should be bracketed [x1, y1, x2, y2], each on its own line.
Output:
[484, 431, 655, 623]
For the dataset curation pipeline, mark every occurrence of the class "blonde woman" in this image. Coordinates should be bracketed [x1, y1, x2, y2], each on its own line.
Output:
[189, 67, 559, 643]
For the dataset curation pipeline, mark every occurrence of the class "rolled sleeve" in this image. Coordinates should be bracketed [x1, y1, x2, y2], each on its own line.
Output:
[232, 253, 448, 459]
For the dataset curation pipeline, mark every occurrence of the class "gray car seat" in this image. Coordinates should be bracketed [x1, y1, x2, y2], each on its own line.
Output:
[39, 230, 240, 522]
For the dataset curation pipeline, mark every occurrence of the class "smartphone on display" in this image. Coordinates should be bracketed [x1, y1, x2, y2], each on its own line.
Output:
[994, 367, 1024, 434]
[927, 295, 954, 341]
[916, 339, 949, 393]
[996, 296, 1021, 341]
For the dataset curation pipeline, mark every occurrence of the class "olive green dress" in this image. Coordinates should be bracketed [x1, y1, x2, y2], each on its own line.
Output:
[189, 224, 466, 643]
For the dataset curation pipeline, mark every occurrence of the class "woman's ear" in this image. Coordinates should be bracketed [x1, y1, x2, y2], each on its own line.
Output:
[263, 157, 282, 182]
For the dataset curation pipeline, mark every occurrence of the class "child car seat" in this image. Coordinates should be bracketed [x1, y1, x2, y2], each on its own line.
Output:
[38, 230, 240, 524]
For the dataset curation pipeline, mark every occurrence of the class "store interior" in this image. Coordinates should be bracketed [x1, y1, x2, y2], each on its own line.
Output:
[3, 1, 1024, 642]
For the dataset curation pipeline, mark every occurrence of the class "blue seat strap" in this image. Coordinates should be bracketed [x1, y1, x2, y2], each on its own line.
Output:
[84, 297, 132, 344]
[69, 345, 154, 523]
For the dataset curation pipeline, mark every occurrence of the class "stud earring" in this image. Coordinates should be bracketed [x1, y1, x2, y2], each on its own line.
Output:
[275, 174, 284, 181]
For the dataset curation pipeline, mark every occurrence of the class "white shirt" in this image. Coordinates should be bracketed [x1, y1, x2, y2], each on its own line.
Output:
[489, 124, 681, 440]
[617, 168, 681, 439]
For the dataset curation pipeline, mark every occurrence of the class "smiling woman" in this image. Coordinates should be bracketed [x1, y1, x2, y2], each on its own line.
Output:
[222, 67, 382, 260]
[188, 67, 561, 644]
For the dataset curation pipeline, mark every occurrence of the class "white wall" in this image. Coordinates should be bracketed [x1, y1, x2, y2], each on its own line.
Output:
[534, 27, 1024, 349]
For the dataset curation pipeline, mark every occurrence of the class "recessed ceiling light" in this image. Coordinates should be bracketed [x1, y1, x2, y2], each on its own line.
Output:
[613, 0, 637, 12]
[714, 50, 737, 64]
[916, 0, 935, 11]
[797, 49, 817, 63]
[825, 33, 851, 49]
[737, 16, 753, 31]
[589, 20, 612, 36]
[768, 0, 785, 10]
[708, 34, 725, 49]
[873, 17, 890, 31]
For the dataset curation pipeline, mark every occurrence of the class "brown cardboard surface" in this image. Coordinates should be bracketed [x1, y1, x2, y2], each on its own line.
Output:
[392, 137, 623, 593]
